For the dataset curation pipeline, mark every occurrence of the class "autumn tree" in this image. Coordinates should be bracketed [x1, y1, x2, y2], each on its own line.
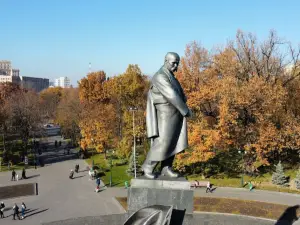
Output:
[8, 90, 43, 146]
[56, 88, 81, 146]
[0, 83, 22, 160]
[79, 71, 118, 157]
[78, 66, 149, 160]
[175, 30, 300, 175]
[40, 87, 63, 122]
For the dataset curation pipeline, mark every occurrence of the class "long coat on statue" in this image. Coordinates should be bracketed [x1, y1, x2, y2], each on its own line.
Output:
[146, 66, 189, 162]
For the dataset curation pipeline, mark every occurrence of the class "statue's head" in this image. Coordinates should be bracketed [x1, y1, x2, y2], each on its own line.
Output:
[164, 52, 180, 73]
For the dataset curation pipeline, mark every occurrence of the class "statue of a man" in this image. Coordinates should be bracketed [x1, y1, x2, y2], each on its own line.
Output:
[142, 52, 192, 179]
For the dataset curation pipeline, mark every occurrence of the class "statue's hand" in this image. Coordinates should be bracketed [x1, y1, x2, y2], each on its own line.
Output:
[186, 109, 193, 118]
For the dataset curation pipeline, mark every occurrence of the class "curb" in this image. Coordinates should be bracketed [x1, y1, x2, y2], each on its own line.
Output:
[193, 211, 277, 222]
[215, 186, 300, 197]
[112, 197, 127, 213]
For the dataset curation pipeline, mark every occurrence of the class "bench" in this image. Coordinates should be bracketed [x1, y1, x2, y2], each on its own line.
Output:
[190, 181, 209, 188]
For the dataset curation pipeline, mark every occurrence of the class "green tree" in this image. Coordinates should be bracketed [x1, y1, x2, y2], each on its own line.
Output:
[294, 168, 300, 189]
[272, 161, 289, 186]
[127, 150, 143, 177]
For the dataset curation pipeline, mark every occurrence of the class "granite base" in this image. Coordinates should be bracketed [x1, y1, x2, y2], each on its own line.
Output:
[127, 176, 194, 214]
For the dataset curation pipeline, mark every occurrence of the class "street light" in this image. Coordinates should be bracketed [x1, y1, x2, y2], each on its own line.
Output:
[238, 150, 247, 187]
[129, 107, 138, 178]
[109, 150, 115, 187]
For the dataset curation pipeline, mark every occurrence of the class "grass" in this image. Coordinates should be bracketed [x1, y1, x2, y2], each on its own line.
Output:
[115, 196, 296, 220]
[86, 153, 300, 193]
[0, 163, 34, 172]
[187, 171, 300, 194]
[86, 153, 132, 187]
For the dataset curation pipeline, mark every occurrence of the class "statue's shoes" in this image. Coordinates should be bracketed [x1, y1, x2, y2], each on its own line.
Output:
[144, 171, 156, 179]
[142, 164, 156, 179]
[161, 166, 179, 178]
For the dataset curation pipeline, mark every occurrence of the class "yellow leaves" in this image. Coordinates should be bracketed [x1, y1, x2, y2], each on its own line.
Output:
[78, 65, 148, 155]
[175, 35, 300, 168]
[78, 71, 109, 103]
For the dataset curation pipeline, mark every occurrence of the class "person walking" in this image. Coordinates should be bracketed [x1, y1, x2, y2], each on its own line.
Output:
[249, 181, 253, 191]
[12, 203, 20, 220]
[96, 177, 101, 187]
[11, 169, 16, 181]
[0, 201, 5, 218]
[22, 168, 27, 179]
[21, 202, 26, 219]
[206, 181, 212, 193]
[16, 173, 19, 181]
[69, 169, 74, 179]
[75, 164, 79, 173]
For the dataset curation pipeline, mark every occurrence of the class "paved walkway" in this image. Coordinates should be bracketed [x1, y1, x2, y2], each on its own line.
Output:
[0, 159, 125, 225]
[0, 155, 299, 224]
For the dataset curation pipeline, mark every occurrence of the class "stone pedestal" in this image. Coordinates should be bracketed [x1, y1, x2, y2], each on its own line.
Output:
[127, 176, 194, 214]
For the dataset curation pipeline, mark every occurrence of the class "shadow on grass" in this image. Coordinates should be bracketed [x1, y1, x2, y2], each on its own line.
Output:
[104, 181, 124, 187]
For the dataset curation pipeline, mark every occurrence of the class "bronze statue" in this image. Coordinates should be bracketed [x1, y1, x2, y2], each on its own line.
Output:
[142, 52, 192, 179]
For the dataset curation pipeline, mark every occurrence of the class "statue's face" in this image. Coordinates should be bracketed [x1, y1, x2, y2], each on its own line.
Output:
[165, 55, 180, 72]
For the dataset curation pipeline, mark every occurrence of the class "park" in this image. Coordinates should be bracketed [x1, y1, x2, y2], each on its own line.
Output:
[1, 1, 300, 224]
[1, 42, 300, 224]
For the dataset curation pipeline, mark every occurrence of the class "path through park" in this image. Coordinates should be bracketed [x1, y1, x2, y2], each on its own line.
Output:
[0, 159, 125, 225]
[0, 157, 299, 224]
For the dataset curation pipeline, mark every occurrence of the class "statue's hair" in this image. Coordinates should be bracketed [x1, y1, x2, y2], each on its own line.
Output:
[164, 52, 180, 62]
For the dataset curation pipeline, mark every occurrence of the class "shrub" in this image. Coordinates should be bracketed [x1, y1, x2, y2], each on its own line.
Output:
[272, 161, 289, 186]
[127, 151, 143, 176]
[294, 168, 300, 189]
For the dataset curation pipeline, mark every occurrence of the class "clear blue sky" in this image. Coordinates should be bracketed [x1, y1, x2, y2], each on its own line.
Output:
[1, 0, 299, 86]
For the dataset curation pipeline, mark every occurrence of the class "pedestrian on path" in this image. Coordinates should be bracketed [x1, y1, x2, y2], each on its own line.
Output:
[69, 169, 74, 179]
[0, 201, 5, 218]
[16, 173, 19, 181]
[249, 181, 253, 191]
[22, 168, 27, 179]
[11, 169, 16, 181]
[21, 202, 26, 219]
[206, 181, 212, 193]
[95, 185, 100, 193]
[96, 177, 101, 187]
[12, 203, 20, 220]
[75, 164, 79, 173]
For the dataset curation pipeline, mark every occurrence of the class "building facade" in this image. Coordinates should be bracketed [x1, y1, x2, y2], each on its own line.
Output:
[0, 60, 49, 92]
[19, 76, 49, 92]
[54, 77, 70, 88]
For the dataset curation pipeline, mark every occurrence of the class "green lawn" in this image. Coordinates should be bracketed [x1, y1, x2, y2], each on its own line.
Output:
[0, 162, 34, 172]
[86, 154, 132, 187]
[86, 153, 300, 193]
[187, 171, 300, 194]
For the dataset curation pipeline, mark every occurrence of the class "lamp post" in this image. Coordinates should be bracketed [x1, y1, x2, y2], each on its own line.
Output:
[129, 107, 138, 178]
[238, 150, 247, 187]
[109, 150, 115, 187]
